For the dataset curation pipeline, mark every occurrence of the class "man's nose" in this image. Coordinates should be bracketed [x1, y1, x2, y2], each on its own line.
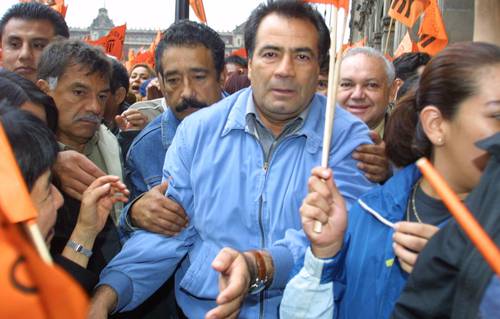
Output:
[18, 42, 33, 61]
[275, 54, 296, 78]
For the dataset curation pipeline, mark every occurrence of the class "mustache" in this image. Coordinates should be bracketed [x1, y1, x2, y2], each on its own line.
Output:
[174, 98, 208, 112]
[75, 114, 102, 124]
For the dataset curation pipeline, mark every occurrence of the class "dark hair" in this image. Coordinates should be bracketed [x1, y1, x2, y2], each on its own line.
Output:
[396, 73, 419, 101]
[37, 39, 112, 85]
[110, 58, 130, 94]
[225, 55, 248, 68]
[244, 0, 330, 65]
[155, 20, 225, 79]
[0, 2, 69, 40]
[224, 73, 251, 94]
[393, 52, 431, 81]
[0, 105, 59, 191]
[0, 69, 58, 133]
[385, 42, 500, 167]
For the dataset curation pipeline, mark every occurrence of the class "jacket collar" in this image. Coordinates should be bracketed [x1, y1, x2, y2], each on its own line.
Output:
[161, 107, 181, 150]
[222, 88, 323, 153]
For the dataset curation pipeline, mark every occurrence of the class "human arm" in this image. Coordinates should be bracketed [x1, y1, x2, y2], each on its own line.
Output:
[280, 247, 335, 319]
[353, 130, 391, 183]
[146, 77, 163, 101]
[62, 175, 129, 268]
[206, 248, 274, 319]
[127, 182, 188, 236]
[392, 221, 439, 273]
[53, 150, 106, 200]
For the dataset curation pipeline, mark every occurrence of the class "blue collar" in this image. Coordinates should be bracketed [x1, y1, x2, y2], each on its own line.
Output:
[160, 107, 181, 150]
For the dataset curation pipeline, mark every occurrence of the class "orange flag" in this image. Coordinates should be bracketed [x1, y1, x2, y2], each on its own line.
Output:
[0, 121, 88, 318]
[149, 30, 162, 53]
[342, 37, 366, 53]
[190, 0, 207, 24]
[231, 48, 248, 59]
[417, 0, 448, 56]
[394, 31, 418, 58]
[389, 0, 429, 28]
[303, 0, 349, 11]
[87, 24, 127, 60]
[133, 50, 155, 68]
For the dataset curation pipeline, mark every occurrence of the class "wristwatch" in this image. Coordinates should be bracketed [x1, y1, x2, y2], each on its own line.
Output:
[66, 240, 93, 257]
[247, 250, 269, 295]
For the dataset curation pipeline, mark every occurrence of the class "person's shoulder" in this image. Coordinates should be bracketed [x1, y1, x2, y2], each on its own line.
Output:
[180, 88, 249, 129]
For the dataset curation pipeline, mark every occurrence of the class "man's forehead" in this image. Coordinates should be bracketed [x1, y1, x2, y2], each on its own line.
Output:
[254, 14, 319, 52]
[341, 54, 387, 80]
[2, 17, 55, 39]
[162, 45, 215, 73]
[58, 64, 109, 89]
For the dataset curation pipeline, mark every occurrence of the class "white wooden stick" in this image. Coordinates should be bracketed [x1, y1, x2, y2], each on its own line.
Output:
[314, 7, 348, 234]
[25, 221, 53, 264]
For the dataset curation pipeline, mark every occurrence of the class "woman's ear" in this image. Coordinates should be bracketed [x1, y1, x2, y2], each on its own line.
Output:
[419, 105, 447, 146]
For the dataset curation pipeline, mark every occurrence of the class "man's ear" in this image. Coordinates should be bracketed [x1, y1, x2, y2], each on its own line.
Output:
[36, 79, 50, 94]
[390, 78, 401, 102]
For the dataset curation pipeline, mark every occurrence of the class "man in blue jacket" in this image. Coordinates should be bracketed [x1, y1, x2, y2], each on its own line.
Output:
[89, 1, 374, 318]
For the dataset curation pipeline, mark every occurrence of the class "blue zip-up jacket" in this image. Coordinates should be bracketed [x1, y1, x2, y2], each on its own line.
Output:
[98, 88, 374, 318]
[281, 164, 451, 319]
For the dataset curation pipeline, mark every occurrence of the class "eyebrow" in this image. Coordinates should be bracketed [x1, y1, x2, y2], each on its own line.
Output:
[258, 45, 316, 55]
[164, 68, 209, 77]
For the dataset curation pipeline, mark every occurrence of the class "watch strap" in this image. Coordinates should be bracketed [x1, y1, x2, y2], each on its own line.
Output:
[66, 240, 92, 257]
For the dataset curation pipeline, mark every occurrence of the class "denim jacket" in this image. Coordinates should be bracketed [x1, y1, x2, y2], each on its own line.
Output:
[99, 88, 374, 318]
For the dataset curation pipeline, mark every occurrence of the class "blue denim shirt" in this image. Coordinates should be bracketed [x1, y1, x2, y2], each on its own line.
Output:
[98, 88, 375, 318]
[124, 106, 180, 199]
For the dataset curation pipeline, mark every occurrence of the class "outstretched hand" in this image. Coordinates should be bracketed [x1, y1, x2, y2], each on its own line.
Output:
[205, 247, 251, 319]
[78, 175, 129, 237]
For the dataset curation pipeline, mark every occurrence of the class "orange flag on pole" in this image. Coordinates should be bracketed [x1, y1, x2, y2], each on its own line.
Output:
[303, 0, 349, 12]
[389, 0, 429, 28]
[394, 31, 418, 58]
[86, 24, 127, 60]
[417, 0, 448, 56]
[189, 0, 207, 24]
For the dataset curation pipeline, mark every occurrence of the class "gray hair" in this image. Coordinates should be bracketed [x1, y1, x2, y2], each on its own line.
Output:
[342, 47, 396, 83]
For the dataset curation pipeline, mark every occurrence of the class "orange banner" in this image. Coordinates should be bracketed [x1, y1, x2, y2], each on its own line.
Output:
[394, 31, 418, 58]
[389, 0, 429, 28]
[190, 0, 207, 24]
[303, 0, 349, 11]
[417, 0, 448, 56]
[86, 24, 127, 60]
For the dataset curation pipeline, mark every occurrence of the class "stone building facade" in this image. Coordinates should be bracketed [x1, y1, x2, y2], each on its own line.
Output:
[349, 0, 474, 55]
[69, 7, 246, 59]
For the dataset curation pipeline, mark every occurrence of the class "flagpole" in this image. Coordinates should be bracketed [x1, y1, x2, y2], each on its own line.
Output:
[384, 17, 394, 55]
[315, 5, 348, 234]
[384, 0, 397, 55]
[25, 221, 53, 264]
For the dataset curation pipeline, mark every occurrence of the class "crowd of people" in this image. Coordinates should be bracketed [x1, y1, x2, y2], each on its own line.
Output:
[0, 1, 499, 318]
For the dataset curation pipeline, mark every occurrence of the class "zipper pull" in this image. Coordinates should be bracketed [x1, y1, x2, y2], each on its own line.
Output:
[263, 161, 269, 171]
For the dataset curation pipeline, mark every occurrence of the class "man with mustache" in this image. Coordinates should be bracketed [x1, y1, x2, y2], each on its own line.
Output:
[1, 2, 112, 216]
[109, 21, 225, 318]
[36, 40, 124, 281]
[89, 2, 373, 318]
